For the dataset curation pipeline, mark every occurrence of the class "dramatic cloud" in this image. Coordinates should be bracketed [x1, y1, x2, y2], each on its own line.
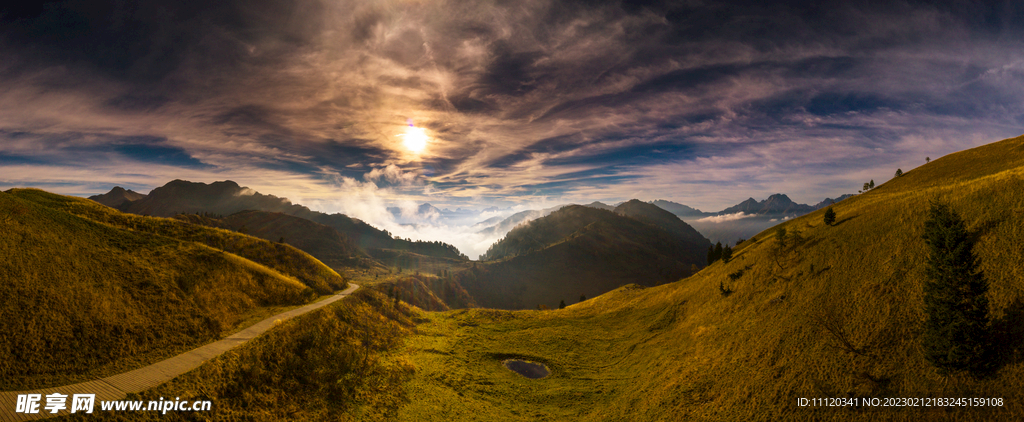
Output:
[3, 0, 1024, 214]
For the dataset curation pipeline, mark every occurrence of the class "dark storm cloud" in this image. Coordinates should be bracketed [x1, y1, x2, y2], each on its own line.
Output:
[3, 0, 1024, 211]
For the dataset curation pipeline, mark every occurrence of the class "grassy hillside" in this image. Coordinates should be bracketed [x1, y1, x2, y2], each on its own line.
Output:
[374, 274, 478, 311]
[0, 190, 323, 390]
[468, 205, 709, 309]
[174, 210, 373, 271]
[394, 135, 1024, 420]
[13, 189, 347, 295]
[366, 248, 468, 277]
[71, 289, 417, 421]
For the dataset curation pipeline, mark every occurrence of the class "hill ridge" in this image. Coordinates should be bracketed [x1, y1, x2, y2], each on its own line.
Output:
[101, 179, 468, 260]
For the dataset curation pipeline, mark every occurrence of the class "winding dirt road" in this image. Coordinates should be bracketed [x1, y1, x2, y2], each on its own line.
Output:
[0, 283, 360, 421]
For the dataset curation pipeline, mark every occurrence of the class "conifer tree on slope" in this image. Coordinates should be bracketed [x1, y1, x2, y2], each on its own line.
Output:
[721, 245, 733, 262]
[823, 206, 836, 226]
[921, 200, 992, 375]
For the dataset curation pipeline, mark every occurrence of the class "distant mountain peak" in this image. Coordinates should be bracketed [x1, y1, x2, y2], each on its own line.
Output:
[648, 199, 706, 217]
[583, 201, 616, 211]
[763, 194, 795, 206]
[719, 194, 812, 216]
[89, 186, 147, 209]
[813, 194, 855, 209]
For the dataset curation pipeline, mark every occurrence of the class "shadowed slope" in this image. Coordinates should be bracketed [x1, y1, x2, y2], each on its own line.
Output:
[88, 186, 146, 209]
[614, 199, 709, 248]
[469, 205, 710, 309]
[174, 210, 371, 270]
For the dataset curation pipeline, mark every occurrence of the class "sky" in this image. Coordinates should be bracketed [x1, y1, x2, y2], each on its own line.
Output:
[3, 0, 1024, 218]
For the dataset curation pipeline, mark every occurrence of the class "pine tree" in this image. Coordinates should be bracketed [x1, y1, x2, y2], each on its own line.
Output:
[921, 201, 992, 375]
[707, 246, 715, 265]
[558, 300, 566, 309]
[863, 182, 871, 192]
[721, 245, 733, 262]
[869, 180, 875, 189]
[713, 242, 723, 263]
[895, 168, 903, 177]
[579, 294, 586, 302]
[823, 206, 836, 226]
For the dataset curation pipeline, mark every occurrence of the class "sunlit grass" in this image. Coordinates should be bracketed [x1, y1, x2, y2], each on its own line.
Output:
[78, 289, 418, 421]
[11, 189, 347, 294]
[0, 189, 343, 389]
[394, 135, 1024, 421]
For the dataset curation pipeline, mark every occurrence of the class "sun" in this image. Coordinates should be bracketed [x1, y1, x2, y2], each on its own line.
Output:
[401, 126, 429, 154]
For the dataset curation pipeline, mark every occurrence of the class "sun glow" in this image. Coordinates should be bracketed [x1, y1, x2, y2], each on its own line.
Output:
[401, 126, 429, 154]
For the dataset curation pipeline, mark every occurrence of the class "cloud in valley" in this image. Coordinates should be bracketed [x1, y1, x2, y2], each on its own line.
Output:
[696, 212, 753, 224]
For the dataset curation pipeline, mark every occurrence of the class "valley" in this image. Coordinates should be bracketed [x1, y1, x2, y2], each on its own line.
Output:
[3, 135, 1023, 421]
[5, 2, 1024, 420]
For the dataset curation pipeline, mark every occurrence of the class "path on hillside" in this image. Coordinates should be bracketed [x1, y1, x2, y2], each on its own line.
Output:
[0, 284, 360, 421]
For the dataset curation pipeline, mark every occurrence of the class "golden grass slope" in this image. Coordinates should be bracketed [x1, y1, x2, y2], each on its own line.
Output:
[66, 289, 417, 421]
[173, 210, 372, 272]
[0, 189, 330, 390]
[394, 135, 1024, 421]
[13, 188, 347, 294]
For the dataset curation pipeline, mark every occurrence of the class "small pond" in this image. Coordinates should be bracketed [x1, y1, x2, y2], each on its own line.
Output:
[502, 359, 550, 379]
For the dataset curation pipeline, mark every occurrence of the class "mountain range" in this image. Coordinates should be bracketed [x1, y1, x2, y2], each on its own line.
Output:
[87, 179, 852, 308]
[468, 193, 854, 249]
[90, 180, 467, 261]
[651, 193, 854, 219]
